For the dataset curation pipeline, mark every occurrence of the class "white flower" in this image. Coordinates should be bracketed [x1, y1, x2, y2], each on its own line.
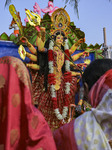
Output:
[48, 61, 54, 73]
[64, 39, 69, 49]
[65, 60, 70, 71]
[54, 108, 63, 120]
[54, 107, 68, 120]
[65, 82, 70, 94]
[50, 85, 56, 97]
[49, 40, 54, 50]
[62, 106, 68, 118]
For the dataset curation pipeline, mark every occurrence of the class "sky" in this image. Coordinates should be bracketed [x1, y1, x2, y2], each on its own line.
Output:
[0, 0, 112, 47]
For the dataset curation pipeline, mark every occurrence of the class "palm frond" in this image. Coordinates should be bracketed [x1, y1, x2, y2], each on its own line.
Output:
[64, 0, 79, 18]
[5, 0, 11, 7]
[65, 0, 69, 3]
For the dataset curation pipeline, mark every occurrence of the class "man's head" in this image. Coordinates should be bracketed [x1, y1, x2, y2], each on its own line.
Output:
[82, 59, 112, 103]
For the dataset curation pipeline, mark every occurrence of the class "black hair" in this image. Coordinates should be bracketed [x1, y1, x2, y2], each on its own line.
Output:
[82, 59, 112, 91]
[53, 31, 66, 42]
[36, 49, 48, 91]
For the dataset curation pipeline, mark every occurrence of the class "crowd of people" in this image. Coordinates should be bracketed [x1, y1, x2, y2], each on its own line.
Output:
[0, 56, 112, 150]
[1, 4, 112, 149]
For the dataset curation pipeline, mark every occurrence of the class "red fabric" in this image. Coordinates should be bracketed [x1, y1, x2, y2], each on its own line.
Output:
[64, 72, 72, 82]
[0, 56, 56, 150]
[64, 94, 69, 106]
[88, 69, 112, 108]
[53, 120, 78, 150]
[65, 49, 70, 60]
[51, 97, 58, 109]
[31, 70, 77, 130]
[53, 69, 112, 150]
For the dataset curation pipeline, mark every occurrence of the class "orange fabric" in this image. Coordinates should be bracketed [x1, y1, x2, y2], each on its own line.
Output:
[14, 30, 19, 35]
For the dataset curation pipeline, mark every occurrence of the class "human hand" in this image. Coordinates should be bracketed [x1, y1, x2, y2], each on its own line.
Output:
[82, 51, 89, 58]
[20, 36, 28, 44]
[40, 27, 46, 32]
[78, 38, 85, 44]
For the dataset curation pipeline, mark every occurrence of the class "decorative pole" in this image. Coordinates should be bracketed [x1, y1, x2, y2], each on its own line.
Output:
[103, 27, 107, 47]
[103, 27, 108, 58]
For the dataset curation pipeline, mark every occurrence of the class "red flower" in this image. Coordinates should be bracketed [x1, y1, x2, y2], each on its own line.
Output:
[48, 49, 54, 61]
[52, 97, 58, 109]
[48, 73, 56, 85]
[64, 94, 69, 106]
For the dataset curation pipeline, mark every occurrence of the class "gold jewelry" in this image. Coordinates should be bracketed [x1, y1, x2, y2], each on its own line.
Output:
[50, 8, 70, 37]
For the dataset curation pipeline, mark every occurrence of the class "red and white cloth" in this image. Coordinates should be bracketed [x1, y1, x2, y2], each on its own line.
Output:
[54, 69, 112, 150]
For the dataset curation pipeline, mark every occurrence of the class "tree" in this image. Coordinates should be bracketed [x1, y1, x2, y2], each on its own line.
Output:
[64, 0, 79, 18]
[5, 0, 11, 6]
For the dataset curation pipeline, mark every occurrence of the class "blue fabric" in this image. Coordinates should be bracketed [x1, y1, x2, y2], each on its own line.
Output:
[72, 50, 95, 64]
[0, 40, 30, 63]
[0, 40, 95, 64]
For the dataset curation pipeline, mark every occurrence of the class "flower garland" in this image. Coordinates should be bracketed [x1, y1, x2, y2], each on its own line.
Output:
[48, 41, 72, 122]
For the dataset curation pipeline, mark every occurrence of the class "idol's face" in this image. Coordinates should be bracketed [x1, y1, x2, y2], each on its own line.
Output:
[56, 35, 64, 46]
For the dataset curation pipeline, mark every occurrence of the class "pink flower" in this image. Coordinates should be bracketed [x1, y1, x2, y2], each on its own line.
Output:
[33, 2, 41, 16]
[41, 1, 59, 16]
[24, 17, 28, 24]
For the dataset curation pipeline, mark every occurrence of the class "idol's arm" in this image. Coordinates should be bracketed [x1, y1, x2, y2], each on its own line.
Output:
[36, 27, 46, 52]
[20, 37, 37, 55]
[26, 52, 37, 62]
[69, 38, 85, 55]
[26, 63, 40, 70]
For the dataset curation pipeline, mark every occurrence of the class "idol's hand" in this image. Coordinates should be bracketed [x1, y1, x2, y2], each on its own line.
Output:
[40, 27, 46, 32]
[78, 38, 85, 44]
[26, 52, 37, 62]
[20, 36, 28, 44]
[82, 51, 89, 58]
[71, 71, 81, 77]
[26, 63, 40, 70]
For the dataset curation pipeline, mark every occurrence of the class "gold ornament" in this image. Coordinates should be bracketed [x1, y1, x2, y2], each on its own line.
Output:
[18, 45, 26, 60]
[50, 8, 70, 36]
[9, 4, 23, 35]
[25, 9, 41, 26]
[84, 59, 91, 65]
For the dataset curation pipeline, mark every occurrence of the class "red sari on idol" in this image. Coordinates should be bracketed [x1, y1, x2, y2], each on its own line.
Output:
[0, 56, 56, 150]
[54, 69, 112, 150]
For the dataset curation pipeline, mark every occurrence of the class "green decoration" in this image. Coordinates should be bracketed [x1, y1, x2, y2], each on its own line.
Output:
[0, 32, 9, 41]
[9, 33, 17, 41]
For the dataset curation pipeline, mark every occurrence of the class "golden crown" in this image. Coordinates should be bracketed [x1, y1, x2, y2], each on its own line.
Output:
[50, 8, 70, 36]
